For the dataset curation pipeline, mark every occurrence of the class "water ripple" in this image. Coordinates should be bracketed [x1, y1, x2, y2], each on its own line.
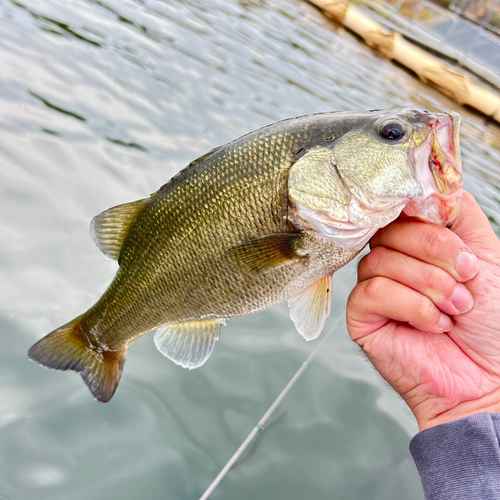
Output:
[0, 0, 499, 499]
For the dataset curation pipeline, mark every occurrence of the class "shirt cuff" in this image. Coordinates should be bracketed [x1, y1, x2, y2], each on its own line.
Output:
[410, 412, 500, 500]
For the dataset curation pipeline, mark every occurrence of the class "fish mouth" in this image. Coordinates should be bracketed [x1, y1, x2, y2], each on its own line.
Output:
[403, 111, 463, 226]
[290, 111, 463, 251]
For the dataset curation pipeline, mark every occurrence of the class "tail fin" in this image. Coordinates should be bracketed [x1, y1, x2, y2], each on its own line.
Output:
[28, 315, 127, 402]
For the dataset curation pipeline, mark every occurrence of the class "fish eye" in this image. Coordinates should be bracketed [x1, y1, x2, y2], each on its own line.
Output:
[379, 122, 405, 141]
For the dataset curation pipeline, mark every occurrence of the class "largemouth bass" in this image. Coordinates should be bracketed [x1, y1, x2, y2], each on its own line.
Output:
[29, 109, 462, 402]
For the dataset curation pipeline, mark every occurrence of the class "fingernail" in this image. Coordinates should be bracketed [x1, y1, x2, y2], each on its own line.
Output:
[438, 313, 453, 332]
[456, 251, 479, 280]
[451, 284, 474, 313]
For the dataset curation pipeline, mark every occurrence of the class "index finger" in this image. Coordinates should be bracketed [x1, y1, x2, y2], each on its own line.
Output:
[370, 219, 479, 283]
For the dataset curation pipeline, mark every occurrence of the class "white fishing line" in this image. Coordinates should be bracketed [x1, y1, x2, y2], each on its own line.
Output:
[198, 312, 344, 500]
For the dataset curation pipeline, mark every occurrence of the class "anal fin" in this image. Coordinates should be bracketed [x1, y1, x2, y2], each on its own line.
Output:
[154, 319, 226, 369]
[288, 275, 332, 341]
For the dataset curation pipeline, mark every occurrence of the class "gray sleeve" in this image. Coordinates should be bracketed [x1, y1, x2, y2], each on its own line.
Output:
[409, 412, 500, 500]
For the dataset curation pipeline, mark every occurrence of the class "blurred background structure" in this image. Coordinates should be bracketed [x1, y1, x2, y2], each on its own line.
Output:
[358, 0, 500, 88]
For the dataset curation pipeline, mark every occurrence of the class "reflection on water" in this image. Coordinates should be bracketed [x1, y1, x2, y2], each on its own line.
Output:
[0, 0, 499, 499]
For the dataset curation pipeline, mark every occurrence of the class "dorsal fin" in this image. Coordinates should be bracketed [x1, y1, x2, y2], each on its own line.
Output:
[187, 145, 222, 168]
[90, 198, 149, 260]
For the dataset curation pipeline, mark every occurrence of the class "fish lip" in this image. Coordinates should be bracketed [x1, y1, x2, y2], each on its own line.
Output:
[434, 112, 462, 179]
[404, 111, 463, 226]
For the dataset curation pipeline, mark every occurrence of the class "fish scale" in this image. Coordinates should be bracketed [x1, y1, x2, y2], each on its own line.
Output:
[28, 109, 463, 402]
[86, 129, 294, 341]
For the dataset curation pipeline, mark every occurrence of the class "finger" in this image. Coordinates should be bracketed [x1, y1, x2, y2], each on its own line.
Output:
[370, 219, 479, 282]
[347, 276, 453, 343]
[451, 190, 500, 263]
[358, 246, 474, 316]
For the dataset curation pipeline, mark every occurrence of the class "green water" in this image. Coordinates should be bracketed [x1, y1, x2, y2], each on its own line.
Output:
[1, 0, 500, 499]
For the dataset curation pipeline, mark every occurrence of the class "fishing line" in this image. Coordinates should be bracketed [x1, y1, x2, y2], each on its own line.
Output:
[198, 312, 345, 500]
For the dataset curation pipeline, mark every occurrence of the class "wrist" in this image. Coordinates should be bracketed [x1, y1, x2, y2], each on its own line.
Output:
[414, 388, 500, 431]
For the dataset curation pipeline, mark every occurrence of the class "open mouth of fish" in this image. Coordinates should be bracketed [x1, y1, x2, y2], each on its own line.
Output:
[291, 112, 462, 251]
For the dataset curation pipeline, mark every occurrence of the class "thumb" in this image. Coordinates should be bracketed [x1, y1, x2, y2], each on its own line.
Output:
[451, 190, 500, 264]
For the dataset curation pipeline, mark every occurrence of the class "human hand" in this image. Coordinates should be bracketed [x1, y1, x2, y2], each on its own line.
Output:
[347, 190, 500, 430]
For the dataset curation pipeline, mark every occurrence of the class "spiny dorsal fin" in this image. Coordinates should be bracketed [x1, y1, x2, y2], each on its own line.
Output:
[229, 233, 305, 272]
[187, 146, 222, 168]
[28, 315, 127, 402]
[154, 319, 226, 369]
[90, 198, 149, 261]
[288, 274, 332, 341]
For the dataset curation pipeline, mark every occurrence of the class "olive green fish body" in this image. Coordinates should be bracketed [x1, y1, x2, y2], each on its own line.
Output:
[85, 115, 354, 348]
[28, 109, 463, 401]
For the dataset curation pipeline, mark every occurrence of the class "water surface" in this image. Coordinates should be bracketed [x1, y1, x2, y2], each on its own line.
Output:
[1, 0, 500, 499]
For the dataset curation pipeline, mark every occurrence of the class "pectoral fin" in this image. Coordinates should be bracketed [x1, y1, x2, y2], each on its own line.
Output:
[288, 275, 332, 341]
[90, 198, 149, 261]
[154, 319, 226, 369]
[230, 233, 305, 272]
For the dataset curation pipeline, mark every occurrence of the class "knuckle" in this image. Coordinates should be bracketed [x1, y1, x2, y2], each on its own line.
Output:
[411, 295, 435, 322]
[348, 277, 382, 311]
[356, 256, 369, 282]
[358, 246, 387, 280]
[421, 226, 448, 258]
[363, 276, 386, 301]
[347, 283, 364, 309]
[427, 269, 455, 299]
[421, 266, 443, 290]
[368, 245, 389, 267]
